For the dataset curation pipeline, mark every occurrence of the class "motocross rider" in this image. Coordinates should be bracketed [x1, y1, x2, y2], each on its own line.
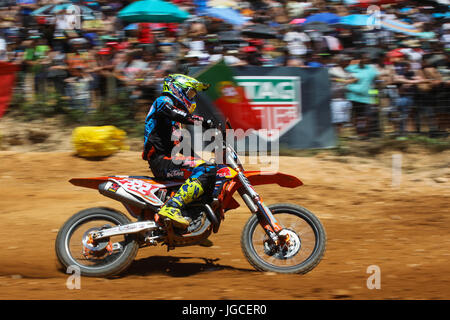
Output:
[142, 74, 217, 229]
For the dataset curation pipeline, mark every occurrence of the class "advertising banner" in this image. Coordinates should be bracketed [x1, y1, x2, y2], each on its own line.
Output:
[232, 66, 336, 149]
[233, 75, 302, 141]
[193, 64, 336, 150]
[194, 60, 261, 131]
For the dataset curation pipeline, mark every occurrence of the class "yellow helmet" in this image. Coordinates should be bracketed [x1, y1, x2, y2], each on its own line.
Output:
[162, 74, 210, 113]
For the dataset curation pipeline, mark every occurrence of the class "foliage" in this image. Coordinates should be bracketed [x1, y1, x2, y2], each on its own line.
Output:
[10, 90, 146, 138]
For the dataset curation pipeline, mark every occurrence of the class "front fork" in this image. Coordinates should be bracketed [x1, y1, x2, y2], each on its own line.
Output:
[237, 172, 283, 243]
[225, 146, 284, 243]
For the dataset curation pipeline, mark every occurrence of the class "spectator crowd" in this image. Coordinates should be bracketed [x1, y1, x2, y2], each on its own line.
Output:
[0, 0, 449, 138]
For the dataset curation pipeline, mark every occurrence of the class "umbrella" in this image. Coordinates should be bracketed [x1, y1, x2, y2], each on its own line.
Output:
[381, 19, 432, 38]
[289, 18, 306, 24]
[432, 12, 450, 18]
[31, 3, 97, 19]
[241, 24, 278, 39]
[218, 30, 242, 43]
[305, 13, 341, 24]
[31, 4, 53, 16]
[301, 21, 334, 33]
[123, 23, 138, 31]
[347, 0, 407, 7]
[339, 14, 370, 26]
[197, 7, 250, 26]
[123, 23, 168, 31]
[118, 0, 190, 23]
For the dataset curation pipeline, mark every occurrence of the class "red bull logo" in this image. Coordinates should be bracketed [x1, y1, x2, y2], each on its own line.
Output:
[217, 167, 236, 178]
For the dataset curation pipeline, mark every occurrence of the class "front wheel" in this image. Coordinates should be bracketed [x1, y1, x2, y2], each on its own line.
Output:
[241, 203, 326, 274]
[55, 207, 139, 277]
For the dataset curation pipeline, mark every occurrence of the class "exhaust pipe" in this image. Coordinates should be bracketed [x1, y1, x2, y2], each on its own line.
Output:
[98, 181, 148, 209]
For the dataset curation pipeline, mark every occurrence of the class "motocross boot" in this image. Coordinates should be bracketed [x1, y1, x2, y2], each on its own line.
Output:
[158, 177, 204, 229]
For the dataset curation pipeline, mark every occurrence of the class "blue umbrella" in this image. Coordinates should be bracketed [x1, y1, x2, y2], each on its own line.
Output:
[197, 7, 250, 26]
[16, 0, 37, 4]
[432, 12, 450, 18]
[339, 14, 370, 26]
[305, 12, 341, 24]
[123, 23, 138, 31]
[30, 4, 53, 16]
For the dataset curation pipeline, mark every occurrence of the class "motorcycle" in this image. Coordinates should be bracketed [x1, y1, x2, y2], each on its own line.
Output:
[55, 121, 326, 277]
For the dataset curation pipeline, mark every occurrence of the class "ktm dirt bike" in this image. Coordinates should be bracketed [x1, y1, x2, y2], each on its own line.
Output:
[55, 122, 326, 277]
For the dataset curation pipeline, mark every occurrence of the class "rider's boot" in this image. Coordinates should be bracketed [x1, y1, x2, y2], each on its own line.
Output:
[158, 177, 204, 229]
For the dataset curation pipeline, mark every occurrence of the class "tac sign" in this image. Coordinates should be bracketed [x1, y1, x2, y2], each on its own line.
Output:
[235, 76, 302, 141]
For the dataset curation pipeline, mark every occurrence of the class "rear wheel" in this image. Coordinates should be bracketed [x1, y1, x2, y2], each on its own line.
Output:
[241, 203, 326, 274]
[55, 207, 139, 277]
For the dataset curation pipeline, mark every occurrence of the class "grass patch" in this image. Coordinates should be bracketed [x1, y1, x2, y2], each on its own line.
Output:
[406, 135, 450, 152]
[279, 147, 322, 157]
[330, 134, 449, 158]
[9, 91, 146, 139]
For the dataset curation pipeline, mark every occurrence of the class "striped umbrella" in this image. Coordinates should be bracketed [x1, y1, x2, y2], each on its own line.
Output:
[381, 19, 432, 38]
[31, 3, 97, 20]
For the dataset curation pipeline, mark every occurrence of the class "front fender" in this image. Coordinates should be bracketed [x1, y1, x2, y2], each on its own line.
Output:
[243, 171, 303, 188]
[221, 171, 303, 212]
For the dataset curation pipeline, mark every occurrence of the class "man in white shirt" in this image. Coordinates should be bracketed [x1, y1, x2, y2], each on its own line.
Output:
[223, 49, 246, 66]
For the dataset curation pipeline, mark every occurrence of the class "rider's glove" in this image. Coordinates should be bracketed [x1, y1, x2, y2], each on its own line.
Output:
[191, 115, 204, 124]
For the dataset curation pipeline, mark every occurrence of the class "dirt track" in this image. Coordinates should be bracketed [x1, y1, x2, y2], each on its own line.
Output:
[0, 149, 449, 300]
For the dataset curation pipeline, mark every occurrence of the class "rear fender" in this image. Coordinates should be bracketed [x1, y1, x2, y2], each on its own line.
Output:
[69, 176, 183, 212]
[70, 177, 112, 190]
[69, 176, 183, 189]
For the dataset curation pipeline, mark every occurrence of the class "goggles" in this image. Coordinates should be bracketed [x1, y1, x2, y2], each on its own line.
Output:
[186, 87, 197, 100]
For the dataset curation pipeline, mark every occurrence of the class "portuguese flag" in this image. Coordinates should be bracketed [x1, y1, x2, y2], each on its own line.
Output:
[194, 60, 261, 131]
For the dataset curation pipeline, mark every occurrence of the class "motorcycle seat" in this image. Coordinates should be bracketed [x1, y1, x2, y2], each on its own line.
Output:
[125, 175, 185, 184]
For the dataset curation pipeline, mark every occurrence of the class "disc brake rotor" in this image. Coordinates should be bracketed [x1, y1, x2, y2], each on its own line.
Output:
[263, 229, 301, 260]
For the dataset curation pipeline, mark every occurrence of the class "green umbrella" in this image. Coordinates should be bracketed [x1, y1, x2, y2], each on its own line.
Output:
[118, 0, 191, 23]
